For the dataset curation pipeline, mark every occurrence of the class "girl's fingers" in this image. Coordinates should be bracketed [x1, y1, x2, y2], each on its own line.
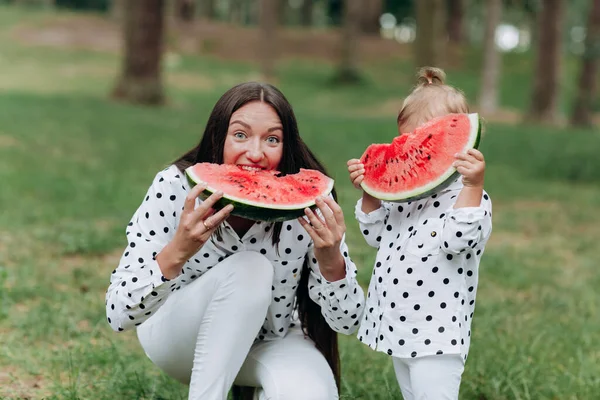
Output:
[455, 166, 470, 176]
[347, 163, 364, 173]
[467, 148, 485, 161]
[452, 160, 473, 170]
[454, 152, 475, 162]
[350, 170, 364, 181]
[353, 176, 364, 187]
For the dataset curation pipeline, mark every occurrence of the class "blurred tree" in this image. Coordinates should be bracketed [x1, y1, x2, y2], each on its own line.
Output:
[527, 0, 565, 124]
[328, 0, 343, 25]
[111, 0, 165, 105]
[385, 0, 413, 20]
[245, 0, 259, 25]
[478, 0, 502, 114]
[198, 0, 216, 19]
[229, 0, 244, 23]
[13, 0, 55, 7]
[259, 0, 278, 81]
[415, 0, 446, 68]
[301, 0, 314, 26]
[278, 0, 289, 25]
[447, 0, 465, 44]
[176, 0, 195, 21]
[362, 0, 383, 35]
[334, 0, 362, 83]
[570, 0, 600, 127]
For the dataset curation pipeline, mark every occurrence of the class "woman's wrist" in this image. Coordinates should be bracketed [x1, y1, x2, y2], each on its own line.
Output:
[317, 252, 346, 282]
[156, 243, 188, 279]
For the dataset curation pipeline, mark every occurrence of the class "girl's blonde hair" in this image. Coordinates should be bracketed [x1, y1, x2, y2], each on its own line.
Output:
[397, 67, 469, 131]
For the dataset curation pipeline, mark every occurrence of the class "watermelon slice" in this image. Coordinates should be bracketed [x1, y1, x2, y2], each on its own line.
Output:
[185, 163, 334, 222]
[360, 113, 481, 202]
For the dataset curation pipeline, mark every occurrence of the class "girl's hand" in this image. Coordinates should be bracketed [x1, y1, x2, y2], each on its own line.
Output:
[347, 159, 365, 189]
[348, 158, 381, 213]
[453, 149, 486, 188]
[298, 196, 346, 281]
[157, 183, 234, 278]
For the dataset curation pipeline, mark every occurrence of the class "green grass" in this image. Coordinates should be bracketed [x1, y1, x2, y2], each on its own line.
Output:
[1, 5, 600, 400]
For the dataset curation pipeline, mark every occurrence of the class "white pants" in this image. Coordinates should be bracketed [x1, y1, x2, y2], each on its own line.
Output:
[392, 355, 464, 400]
[136, 251, 338, 400]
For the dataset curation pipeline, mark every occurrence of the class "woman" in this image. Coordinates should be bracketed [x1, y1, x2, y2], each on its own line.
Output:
[105, 82, 365, 400]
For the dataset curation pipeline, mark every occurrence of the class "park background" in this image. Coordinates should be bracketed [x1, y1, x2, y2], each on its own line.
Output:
[0, 0, 599, 399]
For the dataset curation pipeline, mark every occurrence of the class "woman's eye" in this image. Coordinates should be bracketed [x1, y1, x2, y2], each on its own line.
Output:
[266, 136, 281, 144]
[234, 132, 246, 139]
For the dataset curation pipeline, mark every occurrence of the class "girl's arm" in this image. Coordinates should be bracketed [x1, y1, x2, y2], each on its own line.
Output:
[441, 149, 492, 255]
[347, 158, 390, 247]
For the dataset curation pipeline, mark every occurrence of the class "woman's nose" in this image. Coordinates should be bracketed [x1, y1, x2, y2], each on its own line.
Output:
[246, 142, 264, 163]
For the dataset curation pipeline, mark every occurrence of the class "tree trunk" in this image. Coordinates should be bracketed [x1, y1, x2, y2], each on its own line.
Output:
[229, 0, 244, 23]
[361, 0, 383, 35]
[259, 0, 278, 81]
[570, 0, 600, 127]
[528, 0, 565, 124]
[111, 0, 166, 106]
[478, 0, 502, 115]
[198, 0, 216, 20]
[175, 0, 195, 22]
[301, 0, 313, 26]
[335, 0, 362, 83]
[447, 0, 465, 44]
[244, 0, 259, 25]
[414, 0, 446, 68]
[278, 0, 288, 25]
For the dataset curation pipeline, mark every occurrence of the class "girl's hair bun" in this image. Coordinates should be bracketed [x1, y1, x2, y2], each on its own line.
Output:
[416, 66, 446, 86]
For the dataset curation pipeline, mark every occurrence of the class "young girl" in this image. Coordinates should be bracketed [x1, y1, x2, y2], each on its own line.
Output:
[347, 67, 492, 399]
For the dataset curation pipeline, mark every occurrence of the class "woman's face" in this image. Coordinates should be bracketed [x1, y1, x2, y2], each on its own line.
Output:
[223, 101, 284, 171]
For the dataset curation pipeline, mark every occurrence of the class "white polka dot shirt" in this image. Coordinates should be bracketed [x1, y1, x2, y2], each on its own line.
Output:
[354, 178, 492, 362]
[105, 165, 365, 340]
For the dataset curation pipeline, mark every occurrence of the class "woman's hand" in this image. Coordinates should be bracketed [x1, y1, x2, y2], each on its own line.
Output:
[453, 149, 485, 188]
[347, 158, 365, 189]
[157, 183, 234, 279]
[298, 196, 346, 282]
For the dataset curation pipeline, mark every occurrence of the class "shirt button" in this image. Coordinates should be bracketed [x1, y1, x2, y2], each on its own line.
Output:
[431, 231, 437, 237]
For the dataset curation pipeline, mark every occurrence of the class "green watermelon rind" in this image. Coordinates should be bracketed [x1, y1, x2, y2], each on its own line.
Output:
[184, 168, 334, 222]
[361, 113, 481, 203]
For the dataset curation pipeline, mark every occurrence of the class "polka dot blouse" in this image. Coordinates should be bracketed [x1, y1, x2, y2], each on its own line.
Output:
[354, 178, 492, 362]
[105, 165, 365, 340]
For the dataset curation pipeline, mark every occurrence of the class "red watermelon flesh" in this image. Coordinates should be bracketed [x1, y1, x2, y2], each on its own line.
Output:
[185, 163, 334, 221]
[360, 113, 480, 202]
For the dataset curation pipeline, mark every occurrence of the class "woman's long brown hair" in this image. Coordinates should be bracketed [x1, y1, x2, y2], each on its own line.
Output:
[173, 82, 341, 398]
